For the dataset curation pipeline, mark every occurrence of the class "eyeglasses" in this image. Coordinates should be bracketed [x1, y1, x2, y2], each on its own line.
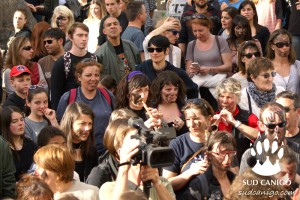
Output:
[22, 46, 33, 51]
[212, 151, 236, 159]
[243, 52, 260, 59]
[44, 40, 53, 45]
[167, 30, 179, 35]
[264, 121, 286, 129]
[183, 13, 208, 22]
[273, 42, 291, 48]
[258, 71, 276, 79]
[29, 84, 47, 90]
[147, 47, 165, 53]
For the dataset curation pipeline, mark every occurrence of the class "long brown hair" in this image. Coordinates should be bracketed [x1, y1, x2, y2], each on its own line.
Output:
[31, 22, 51, 59]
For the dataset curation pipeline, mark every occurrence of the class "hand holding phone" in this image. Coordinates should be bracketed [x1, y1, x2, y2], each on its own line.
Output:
[191, 62, 200, 68]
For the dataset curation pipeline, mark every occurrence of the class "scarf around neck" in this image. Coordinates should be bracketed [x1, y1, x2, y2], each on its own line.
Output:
[247, 82, 276, 108]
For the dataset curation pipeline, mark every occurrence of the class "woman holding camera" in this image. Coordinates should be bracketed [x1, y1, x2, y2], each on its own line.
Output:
[99, 118, 175, 200]
[162, 98, 214, 199]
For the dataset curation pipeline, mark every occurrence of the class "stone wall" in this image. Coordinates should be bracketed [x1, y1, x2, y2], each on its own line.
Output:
[0, 0, 36, 50]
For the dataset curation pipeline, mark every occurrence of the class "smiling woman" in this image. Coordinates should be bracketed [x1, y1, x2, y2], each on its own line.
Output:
[56, 59, 114, 157]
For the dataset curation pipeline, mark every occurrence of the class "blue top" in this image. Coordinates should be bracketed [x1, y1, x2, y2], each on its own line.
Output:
[56, 87, 114, 155]
[219, 0, 244, 9]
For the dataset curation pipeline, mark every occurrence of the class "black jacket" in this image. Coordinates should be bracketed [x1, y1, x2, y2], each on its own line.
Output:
[135, 60, 198, 99]
[3, 92, 26, 114]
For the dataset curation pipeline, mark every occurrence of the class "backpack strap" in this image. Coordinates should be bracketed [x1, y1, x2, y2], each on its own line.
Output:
[215, 35, 221, 58]
[99, 88, 111, 106]
[68, 88, 77, 104]
[64, 51, 71, 79]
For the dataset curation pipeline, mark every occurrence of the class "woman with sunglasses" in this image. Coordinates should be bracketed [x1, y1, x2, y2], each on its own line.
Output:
[186, 14, 231, 110]
[266, 29, 300, 97]
[0, 106, 37, 181]
[239, 57, 285, 117]
[227, 15, 262, 73]
[57, 59, 114, 156]
[4, 37, 48, 95]
[219, 7, 238, 40]
[238, 0, 270, 55]
[143, 17, 182, 68]
[232, 40, 261, 89]
[162, 98, 214, 199]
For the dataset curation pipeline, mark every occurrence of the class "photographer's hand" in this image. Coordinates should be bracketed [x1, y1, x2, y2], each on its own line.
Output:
[188, 158, 209, 176]
[141, 165, 175, 200]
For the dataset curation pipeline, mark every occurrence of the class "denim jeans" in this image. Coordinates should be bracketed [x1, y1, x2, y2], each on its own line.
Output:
[292, 35, 300, 60]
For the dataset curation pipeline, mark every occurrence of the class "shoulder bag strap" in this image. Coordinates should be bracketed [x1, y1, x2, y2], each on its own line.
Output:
[181, 146, 206, 173]
[192, 40, 196, 62]
[246, 89, 252, 114]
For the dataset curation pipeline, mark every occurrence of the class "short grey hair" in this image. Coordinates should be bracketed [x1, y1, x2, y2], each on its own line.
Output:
[215, 78, 242, 102]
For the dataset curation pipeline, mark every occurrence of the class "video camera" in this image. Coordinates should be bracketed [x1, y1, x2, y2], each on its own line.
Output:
[128, 117, 176, 168]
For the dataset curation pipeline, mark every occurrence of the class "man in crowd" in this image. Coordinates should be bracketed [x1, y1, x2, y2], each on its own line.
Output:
[135, 35, 198, 99]
[51, 22, 96, 110]
[95, 17, 141, 83]
[239, 102, 300, 174]
[178, 0, 221, 55]
[122, 1, 147, 61]
[97, 0, 128, 46]
[38, 28, 65, 90]
[276, 91, 300, 144]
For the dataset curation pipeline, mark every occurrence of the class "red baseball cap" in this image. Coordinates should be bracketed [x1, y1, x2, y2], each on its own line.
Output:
[10, 65, 31, 79]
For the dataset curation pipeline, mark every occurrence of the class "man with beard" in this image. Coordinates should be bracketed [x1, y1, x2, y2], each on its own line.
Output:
[239, 102, 300, 175]
[135, 35, 198, 99]
[51, 22, 97, 110]
[94, 17, 141, 83]
[178, 0, 221, 56]
[276, 91, 300, 144]
[214, 78, 260, 164]
[181, 131, 237, 200]
[38, 28, 65, 90]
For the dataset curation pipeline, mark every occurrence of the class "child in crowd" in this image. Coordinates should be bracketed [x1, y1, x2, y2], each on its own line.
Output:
[37, 126, 67, 147]
[0, 106, 37, 181]
[3, 65, 31, 113]
[25, 87, 59, 144]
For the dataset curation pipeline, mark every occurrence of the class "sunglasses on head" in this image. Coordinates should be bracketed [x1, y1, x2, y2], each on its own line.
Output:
[167, 30, 179, 35]
[243, 52, 260, 59]
[44, 40, 53, 45]
[147, 47, 165, 53]
[264, 121, 286, 129]
[273, 42, 291, 48]
[183, 13, 208, 22]
[22, 46, 32, 51]
[258, 71, 276, 79]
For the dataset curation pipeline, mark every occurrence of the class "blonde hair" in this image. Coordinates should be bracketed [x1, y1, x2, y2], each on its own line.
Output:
[215, 78, 242, 102]
[51, 5, 75, 34]
[34, 145, 74, 183]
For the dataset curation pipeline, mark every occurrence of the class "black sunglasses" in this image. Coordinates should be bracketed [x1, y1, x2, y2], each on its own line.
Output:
[258, 71, 276, 79]
[264, 121, 286, 129]
[148, 47, 165, 53]
[243, 52, 260, 59]
[22, 46, 33, 51]
[44, 40, 53, 45]
[273, 42, 291, 48]
[168, 30, 179, 35]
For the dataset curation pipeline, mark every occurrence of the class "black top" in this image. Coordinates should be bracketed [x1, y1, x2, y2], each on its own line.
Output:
[253, 25, 270, 55]
[3, 92, 26, 114]
[12, 137, 37, 181]
[286, 130, 300, 145]
[288, 0, 300, 35]
[97, 12, 129, 46]
[135, 60, 198, 99]
[50, 52, 94, 110]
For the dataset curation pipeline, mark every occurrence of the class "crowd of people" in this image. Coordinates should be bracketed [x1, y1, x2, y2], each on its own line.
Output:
[0, 0, 300, 199]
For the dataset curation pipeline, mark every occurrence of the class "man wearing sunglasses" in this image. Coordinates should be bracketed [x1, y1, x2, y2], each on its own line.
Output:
[276, 91, 300, 144]
[94, 16, 142, 83]
[239, 102, 300, 175]
[38, 28, 65, 90]
[135, 35, 198, 99]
